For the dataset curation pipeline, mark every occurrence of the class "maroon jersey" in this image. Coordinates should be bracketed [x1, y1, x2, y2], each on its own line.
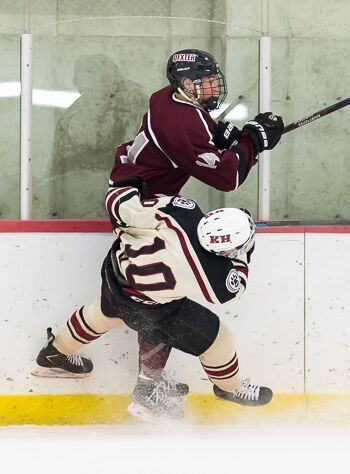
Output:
[109, 86, 258, 197]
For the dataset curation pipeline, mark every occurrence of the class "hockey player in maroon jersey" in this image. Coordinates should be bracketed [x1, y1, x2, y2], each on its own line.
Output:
[33, 184, 273, 420]
[107, 48, 284, 403]
[109, 49, 284, 196]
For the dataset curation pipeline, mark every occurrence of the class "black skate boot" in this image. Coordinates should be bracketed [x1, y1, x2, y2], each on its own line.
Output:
[31, 328, 93, 378]
[128, 374, 186, 422]
[213, 378, 273, 406]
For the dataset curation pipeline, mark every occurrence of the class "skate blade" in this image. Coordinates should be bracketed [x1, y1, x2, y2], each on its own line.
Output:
[31, 366, 91, 379]
[127, 402, 184, 425]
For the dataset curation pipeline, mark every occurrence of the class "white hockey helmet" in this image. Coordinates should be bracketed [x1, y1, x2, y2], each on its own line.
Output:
[197, 208, 255, 258]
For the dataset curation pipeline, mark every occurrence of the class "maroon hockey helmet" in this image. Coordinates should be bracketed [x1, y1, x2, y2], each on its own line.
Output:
[166, 49, 227, 111]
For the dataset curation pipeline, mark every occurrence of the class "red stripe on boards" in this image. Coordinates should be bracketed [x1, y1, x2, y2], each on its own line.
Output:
[1, 221, 350, 234]
[256, 225, 350, 233]
[0, 220, 112, 233]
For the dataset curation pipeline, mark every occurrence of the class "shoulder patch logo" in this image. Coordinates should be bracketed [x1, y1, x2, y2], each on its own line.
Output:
[196, 152, 220, 169]
[226, 269, 240, 293]
[172, 197, 196, 209]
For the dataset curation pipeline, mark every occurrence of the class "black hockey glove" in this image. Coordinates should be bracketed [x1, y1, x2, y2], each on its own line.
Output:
[243, 112, 284, 153]
[212, 121, 240, 150]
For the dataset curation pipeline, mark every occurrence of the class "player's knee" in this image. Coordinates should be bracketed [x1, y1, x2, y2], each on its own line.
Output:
[83, 297, 124, 331]
[200, 321, 234, 362]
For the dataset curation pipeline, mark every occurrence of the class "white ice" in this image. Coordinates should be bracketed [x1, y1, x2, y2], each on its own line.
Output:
[0, 423, 349, 474]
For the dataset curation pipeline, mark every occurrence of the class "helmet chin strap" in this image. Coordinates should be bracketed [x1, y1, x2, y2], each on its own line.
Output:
[177, 86, 205, 109]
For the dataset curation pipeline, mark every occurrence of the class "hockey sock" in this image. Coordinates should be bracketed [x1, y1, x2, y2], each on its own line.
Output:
[138, 335, 172, 379]
[200, 322, 240, 392]
[54, 297, 123, 355]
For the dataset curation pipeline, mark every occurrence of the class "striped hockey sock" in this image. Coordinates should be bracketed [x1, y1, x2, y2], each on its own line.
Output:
[201, 352, 240, 392]
[53, 297, 123, 355]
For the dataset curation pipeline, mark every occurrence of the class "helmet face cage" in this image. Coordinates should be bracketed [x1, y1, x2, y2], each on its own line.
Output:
[166, 49, 227, 111]
[217, 215, 255, 259]
[193, 71, 227, 111]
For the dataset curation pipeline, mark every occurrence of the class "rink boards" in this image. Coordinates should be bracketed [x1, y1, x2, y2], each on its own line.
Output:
[0, 221, 349, 424]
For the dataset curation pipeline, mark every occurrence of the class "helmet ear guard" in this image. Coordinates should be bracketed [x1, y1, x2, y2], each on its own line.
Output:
[197, 208, 256, 259]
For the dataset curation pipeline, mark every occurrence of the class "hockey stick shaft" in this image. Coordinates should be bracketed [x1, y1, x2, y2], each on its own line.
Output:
[283, 97, 350, 134]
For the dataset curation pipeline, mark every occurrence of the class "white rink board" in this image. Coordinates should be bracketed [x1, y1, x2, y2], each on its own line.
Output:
[305, 233, 350, 392]
[1, 229, 349, 395]
[176, 233, 305, 393]
[222, 233, 305, 392]
[0, 231, 307, 395]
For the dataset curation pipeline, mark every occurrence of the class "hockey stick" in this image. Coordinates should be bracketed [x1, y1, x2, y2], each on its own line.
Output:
[256, 219, 350, 227]
[283, 96, 350, 134]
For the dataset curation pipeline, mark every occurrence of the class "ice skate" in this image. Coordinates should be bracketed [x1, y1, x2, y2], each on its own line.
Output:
[31, 328, 93, 378]
[213, 378, 273, 406]
[127, 374, 186, 422]
[160, 369, 189, 397]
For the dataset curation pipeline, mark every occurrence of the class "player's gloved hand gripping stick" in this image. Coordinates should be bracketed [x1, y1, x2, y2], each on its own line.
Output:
[213, 113, 284, 152]
[214, 96, 350, 151]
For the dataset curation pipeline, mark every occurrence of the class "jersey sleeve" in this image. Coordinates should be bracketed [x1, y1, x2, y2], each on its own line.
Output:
[201, 251, 249, 304]
[105, 186, 172, 231]
[228, 253, 249, 301]
[158, 108, 258, 192]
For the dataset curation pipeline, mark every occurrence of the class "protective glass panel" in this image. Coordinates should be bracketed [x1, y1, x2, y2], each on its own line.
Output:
[4, 0, 350, 221]
[269, 0, 350, 221]
[0, 1, 23, 219]
[29, 0, 259, 218]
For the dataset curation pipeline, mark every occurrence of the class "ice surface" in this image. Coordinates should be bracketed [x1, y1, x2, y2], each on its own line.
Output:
[0, 423, 349, 474]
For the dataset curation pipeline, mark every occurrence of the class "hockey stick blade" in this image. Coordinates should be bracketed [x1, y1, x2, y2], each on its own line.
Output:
[283, 96, 350, 134]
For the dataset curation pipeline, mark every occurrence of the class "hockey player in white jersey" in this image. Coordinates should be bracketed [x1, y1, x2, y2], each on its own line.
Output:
[33, 183, 272, 420]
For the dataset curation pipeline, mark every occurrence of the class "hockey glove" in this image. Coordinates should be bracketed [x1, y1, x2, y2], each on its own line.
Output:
[243, 112, 284, 153]
[213, 121, 240, 150]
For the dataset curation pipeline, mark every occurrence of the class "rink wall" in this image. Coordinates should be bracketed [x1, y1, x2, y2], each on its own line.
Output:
[1, 221, 349, 400]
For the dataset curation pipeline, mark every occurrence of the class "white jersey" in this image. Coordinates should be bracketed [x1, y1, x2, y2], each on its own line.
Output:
[104, 186, 249, 306]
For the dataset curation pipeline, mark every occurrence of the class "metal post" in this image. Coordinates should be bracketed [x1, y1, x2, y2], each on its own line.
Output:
[258, 0, 271, 220]
[258, 35, 271, 220]
[20, 33, 33, 220]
